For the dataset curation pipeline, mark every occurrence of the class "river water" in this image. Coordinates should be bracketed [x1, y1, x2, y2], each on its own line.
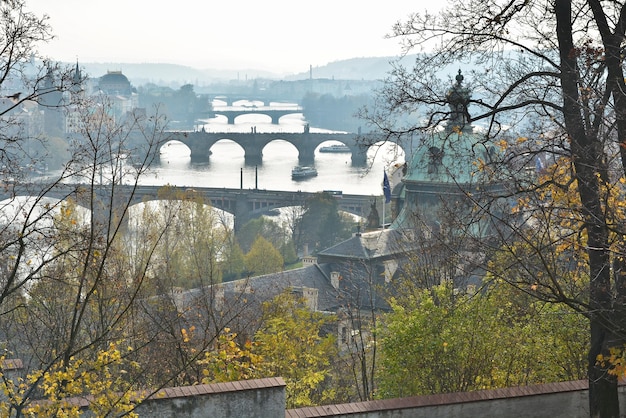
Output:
[143, 101, 406, 197]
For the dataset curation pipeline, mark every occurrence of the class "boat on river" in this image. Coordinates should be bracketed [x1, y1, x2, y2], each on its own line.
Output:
[291, 166, 318, 180]
[319, 144, 350, 153]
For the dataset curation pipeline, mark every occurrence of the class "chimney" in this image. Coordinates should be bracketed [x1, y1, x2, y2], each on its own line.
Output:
[331, 271, 340, 289]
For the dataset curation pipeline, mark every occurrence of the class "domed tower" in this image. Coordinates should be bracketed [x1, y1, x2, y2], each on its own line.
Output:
[98, 71, 132, 95]
[392, 70, 502, 238]
[96, 70, 137, 121]
[445, 69, 472, 131]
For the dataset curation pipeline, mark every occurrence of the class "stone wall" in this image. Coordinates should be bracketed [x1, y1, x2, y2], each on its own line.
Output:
[134, 377, 286, 418]
[287, 380, 626, 418]
[15, 374, 626, 417]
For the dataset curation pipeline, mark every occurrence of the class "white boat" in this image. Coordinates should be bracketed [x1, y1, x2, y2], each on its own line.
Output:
[291, 166, 318, 179]
[319, 144, 350, 153]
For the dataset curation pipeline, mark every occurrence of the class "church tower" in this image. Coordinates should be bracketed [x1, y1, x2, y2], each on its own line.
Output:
[70, 60, 84, 100]
[39, 66, 64, 136]
[392, 70, 503, 238]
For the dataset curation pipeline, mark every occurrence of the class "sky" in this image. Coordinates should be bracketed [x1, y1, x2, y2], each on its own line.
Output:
[27, 0, 442, 75]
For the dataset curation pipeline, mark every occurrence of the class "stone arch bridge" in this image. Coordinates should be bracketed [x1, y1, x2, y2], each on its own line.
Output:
[211, 106, 303, 124]
[165, 131, 384, 166]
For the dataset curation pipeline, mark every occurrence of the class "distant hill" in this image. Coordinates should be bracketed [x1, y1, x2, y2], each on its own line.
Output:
[78, 62, 278, 87]
[285, 56, 415, 81]
[76, 55, 417, 87]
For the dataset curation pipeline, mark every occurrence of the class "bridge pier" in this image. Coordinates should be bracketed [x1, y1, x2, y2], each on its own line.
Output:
[233, 192, 251, 232]
[350, 146, 368, 166]
[190, 149, 212, 162]
[244, 142, 264, 165]
[297, 148, 315, 165]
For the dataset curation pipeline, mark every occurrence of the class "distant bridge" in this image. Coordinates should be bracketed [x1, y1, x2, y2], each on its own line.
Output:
[209, 94, 276, 106]
[211, 105, 303, 124]
[165, 130, 382, 165]
[2, 183, 379, 231]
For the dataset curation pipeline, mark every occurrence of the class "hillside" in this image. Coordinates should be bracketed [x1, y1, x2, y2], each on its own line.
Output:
[77, 55, 417, 87]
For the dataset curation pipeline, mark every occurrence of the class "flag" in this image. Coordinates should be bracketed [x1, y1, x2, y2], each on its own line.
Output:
[383, 171, 391, 203]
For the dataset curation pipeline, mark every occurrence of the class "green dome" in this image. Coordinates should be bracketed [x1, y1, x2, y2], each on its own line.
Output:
[391, 70, 502, 235]
[404, 127, 494, 186]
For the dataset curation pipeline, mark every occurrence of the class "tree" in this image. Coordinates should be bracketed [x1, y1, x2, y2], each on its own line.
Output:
[0, 99, 171, 414]
[302, 92, 373, 132]
[221, 237, 246, 281]
[378, 281, 587, 398]
[137, 83, 211, 129]
[132, 186, 227, 290]
[236, 217, 285, 253]
[254, 291, 338, 408]
[362, 1, 626, 415]
[0, 18, 181, 408]
[244, 236, 283, 276]
[3, 343, 141, 417]
[198, 328, 263, 384]
[296, 192, 354, 254]
[0, 2, 247, 414]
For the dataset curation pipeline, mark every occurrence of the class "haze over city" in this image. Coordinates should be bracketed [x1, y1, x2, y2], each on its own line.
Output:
[27, 0, 441, 74]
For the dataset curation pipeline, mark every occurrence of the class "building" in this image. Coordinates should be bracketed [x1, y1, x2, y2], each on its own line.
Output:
[96, 70, 139, 122]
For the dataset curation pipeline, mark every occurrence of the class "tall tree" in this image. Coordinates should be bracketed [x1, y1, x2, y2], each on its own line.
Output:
[363, 1, 626, 415]
[132, 186, 227, 290]
[244, 235, 283, 276]
[254, 291, 338, 408]
[296, 192, 354, 254]
[378, 281, 587, 398]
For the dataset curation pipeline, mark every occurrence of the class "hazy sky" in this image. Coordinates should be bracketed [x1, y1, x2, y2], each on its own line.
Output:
[27, 1, 442, 74]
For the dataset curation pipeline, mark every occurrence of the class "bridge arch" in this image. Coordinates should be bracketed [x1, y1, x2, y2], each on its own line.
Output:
[126, 199, 234, 230]
[160, 140, 191, 157]
[232, 113, 272, 125]
[208, 139, 245, 158]
[365, 140, 407, 166]
[261, 138, 298, 158]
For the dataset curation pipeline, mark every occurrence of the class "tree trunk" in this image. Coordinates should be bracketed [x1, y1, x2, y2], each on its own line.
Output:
[555, 0, 619, 415]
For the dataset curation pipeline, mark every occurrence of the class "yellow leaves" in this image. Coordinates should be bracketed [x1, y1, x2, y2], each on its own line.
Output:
[516, 136, 528, 144]
[497, 139, 508, 151]
[181, 325, 196, 343]
[5, 343, 141, 417]
[596, 345, 626, 378]
[198, 328, 264, 385]
[474, 158, 487, 172]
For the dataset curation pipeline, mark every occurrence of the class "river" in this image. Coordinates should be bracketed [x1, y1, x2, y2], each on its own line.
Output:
[142, 101, 406, 197]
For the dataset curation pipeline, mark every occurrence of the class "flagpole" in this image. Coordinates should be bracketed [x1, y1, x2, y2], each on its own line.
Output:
[382, 197, 385, 229]
[382, 169, 391, 229]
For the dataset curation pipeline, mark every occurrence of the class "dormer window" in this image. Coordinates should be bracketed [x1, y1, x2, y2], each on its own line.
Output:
[428, 146, 444, 174]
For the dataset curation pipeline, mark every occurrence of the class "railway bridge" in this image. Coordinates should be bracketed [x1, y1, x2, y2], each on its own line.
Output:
[1, 183, 379, 231]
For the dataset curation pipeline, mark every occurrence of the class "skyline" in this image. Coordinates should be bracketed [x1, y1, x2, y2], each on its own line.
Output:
[27, 1, 442, 75]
